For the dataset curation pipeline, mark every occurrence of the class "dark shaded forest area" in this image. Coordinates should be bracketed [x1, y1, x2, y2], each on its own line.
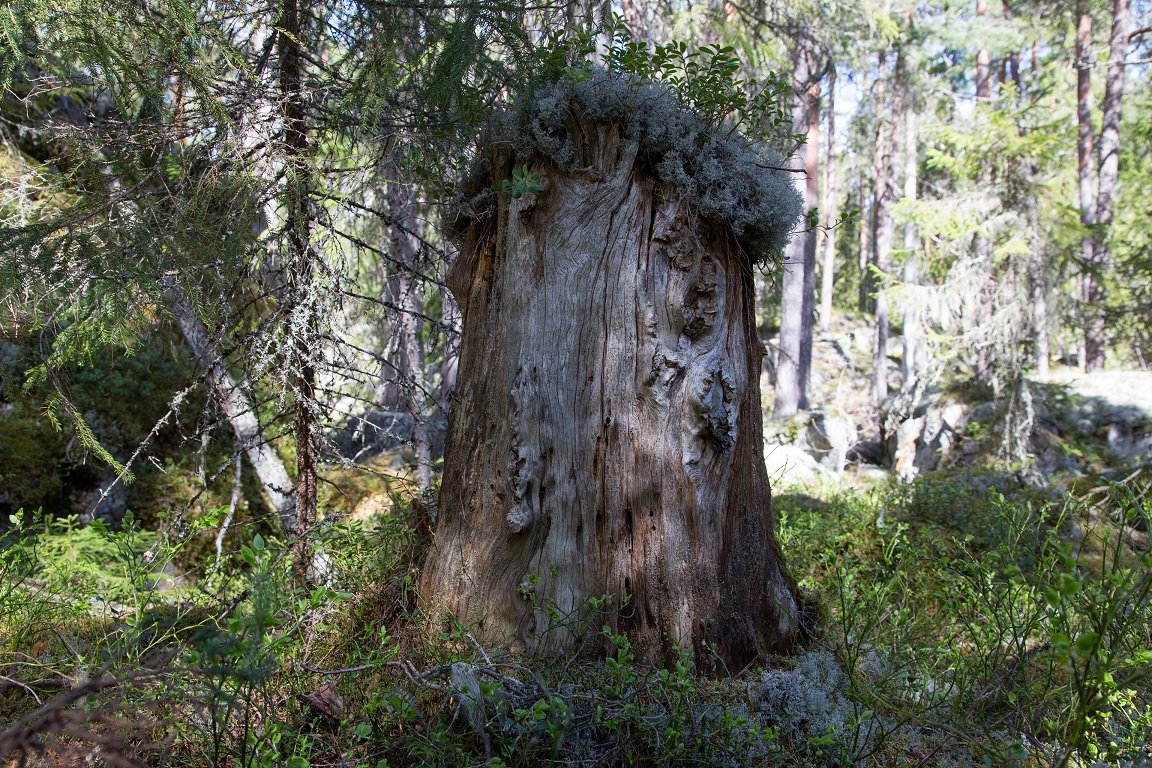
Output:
[1, 0, 1151, 765]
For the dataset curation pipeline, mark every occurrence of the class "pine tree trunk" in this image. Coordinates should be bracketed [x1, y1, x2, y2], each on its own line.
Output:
[872, 196, 895, 405]
[1075, 2, 1100, 372]
[900, 91, 924, 383]
[871, 50, 897, 406]
[975, 0, 992, 100]
[863, 51, 888, 320]
[1085, 0, 1129, 371]
[972, 0, 995, 380]
[775, 44, 820, 418]
[1025, 42, 1050, 379]
[420, 122, 800, 671]
[857, 173, 870, 313]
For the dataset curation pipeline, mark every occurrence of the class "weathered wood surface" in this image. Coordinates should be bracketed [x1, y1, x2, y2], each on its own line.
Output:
[420, 117, 798, 670]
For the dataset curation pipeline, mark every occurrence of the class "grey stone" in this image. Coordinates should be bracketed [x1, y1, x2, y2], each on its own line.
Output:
[764, 443, 833, 487]
[802, 410, 858, 476]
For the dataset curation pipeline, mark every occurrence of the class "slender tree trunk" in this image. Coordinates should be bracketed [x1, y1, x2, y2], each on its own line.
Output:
[278, 0, 318, 574]
[621, 0, 649, 41]
[387, 182, 434, 492]
[1075, 2, 1098, 372]
[857, 173, 869, 313]
[872, 198, 895, 406]
[1032, 277, 1050, 378]
[168, 289, 295, 526]
[819, 66, 838, 333]
[1025, 42, 1049, 378]
[798, 57, 821, 407]
[1027, 173, 1050, 379]
[775, 43, 820, 417]
[864, 52, 888, 319]
[1096, 0, 1127, 216]
[420, 122, 799, 671]
[439, 248, 463, 407]
[972, 0, 995, 380]
[901, 103, 923, 384]
[1084, 0, 1129, 371]
[871, 49, 897, 406]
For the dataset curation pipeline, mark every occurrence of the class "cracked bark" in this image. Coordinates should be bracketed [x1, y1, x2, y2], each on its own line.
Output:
[420, 118, 799, 671]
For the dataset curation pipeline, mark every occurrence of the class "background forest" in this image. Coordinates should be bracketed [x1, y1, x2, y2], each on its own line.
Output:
[1, 0, 1152, 766]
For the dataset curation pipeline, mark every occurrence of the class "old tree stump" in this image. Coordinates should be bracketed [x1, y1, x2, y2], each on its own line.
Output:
[420, 74, 804, 671]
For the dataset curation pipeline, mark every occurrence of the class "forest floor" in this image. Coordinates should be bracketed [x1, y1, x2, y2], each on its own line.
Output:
[2, 316, 1152, 767]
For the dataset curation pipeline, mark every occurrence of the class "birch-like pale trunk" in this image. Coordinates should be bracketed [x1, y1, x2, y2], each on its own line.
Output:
[215, 448, 243, 570]
[797, 70, 821, 402]
[1026, 174, 1050, 379]
[420, 120, 799, 671]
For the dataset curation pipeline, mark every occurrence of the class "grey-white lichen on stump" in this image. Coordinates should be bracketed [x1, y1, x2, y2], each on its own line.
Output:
[420, 72, 805, 672]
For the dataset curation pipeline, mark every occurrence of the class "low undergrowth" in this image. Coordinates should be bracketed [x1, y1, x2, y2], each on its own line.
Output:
[1, 470, 1150, 767]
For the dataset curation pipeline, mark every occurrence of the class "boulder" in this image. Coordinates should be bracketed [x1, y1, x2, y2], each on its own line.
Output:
[802, 410, 858, 476]
[891, 416, 925, 481]
[881, 380, 971, 481]
[764, 444, 833, 487]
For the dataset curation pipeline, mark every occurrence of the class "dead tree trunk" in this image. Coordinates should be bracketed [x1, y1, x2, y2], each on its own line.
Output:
[168, 289, 295, 527]
[421, 118, 800, 671]
[278, 0, 318, 578]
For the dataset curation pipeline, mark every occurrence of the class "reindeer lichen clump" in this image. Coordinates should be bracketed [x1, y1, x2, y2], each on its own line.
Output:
[452, 69, 803, 263]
